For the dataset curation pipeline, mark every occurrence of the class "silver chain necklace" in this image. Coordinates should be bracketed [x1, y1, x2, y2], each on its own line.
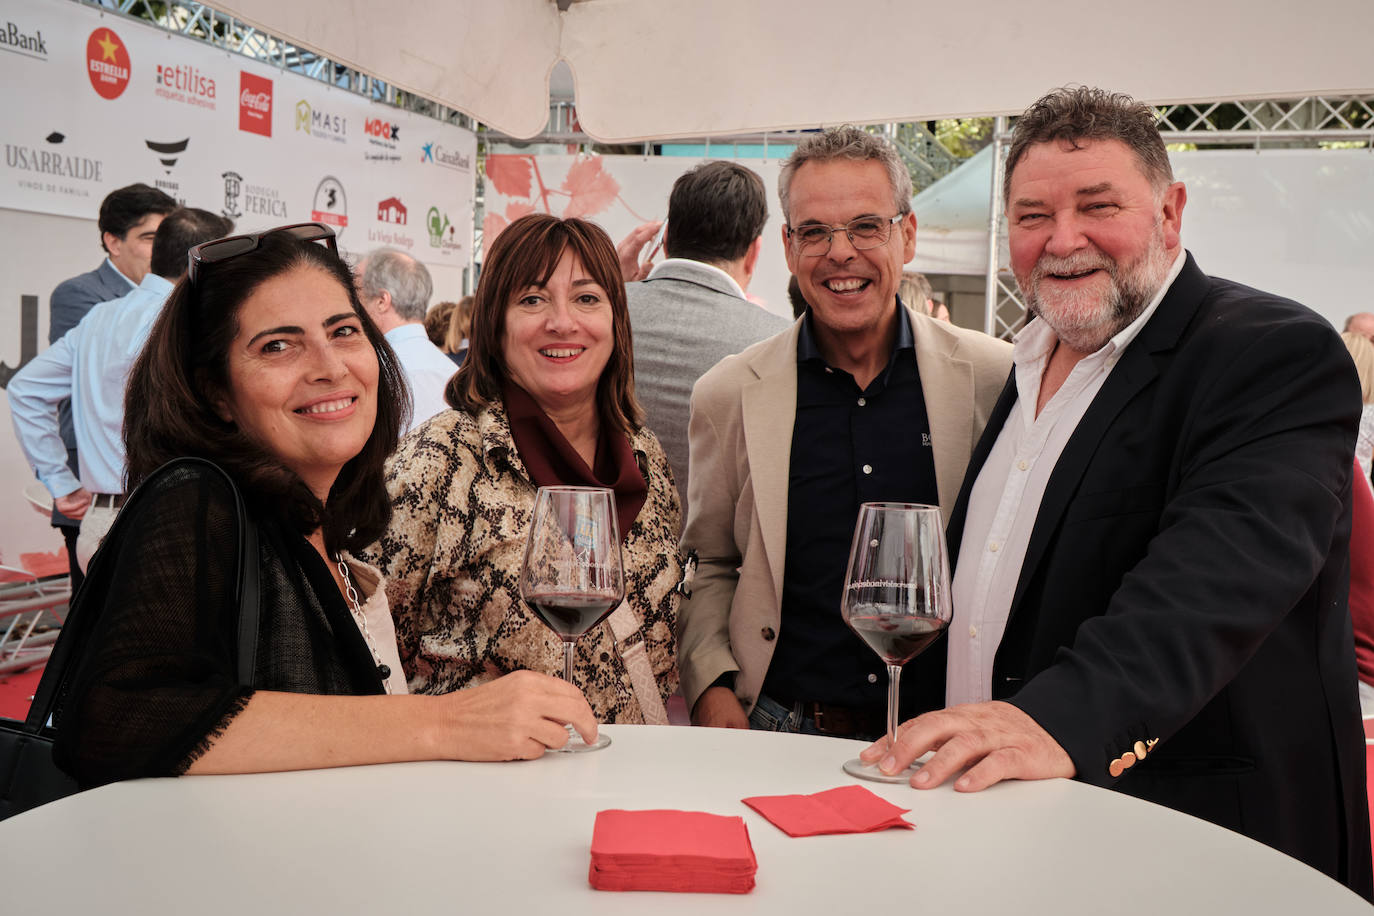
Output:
[335, 553, 392, 694]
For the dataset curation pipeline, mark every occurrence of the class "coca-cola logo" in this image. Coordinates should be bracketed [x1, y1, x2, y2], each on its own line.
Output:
[240, 89, 270, 112]
[238, 71, 273, 137]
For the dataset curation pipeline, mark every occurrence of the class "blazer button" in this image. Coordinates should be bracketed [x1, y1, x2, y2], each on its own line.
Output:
[761, 627, 776, 641]
[1120, 751, 1137, 770]
[1133, 740, 1148, 760]
[1108, 758, 1125, 778]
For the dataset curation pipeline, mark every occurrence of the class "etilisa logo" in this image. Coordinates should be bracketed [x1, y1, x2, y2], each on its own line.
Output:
[0, 21, 48, 60]
[85, 29, 130, 99]
[295, 100, 347, 143]
[238, 72, 273, 137]
[221, 170, 243, 219]
[420, 142, 471, 172]
[155, 61, 216, 109]
[311, 176, 348, 238]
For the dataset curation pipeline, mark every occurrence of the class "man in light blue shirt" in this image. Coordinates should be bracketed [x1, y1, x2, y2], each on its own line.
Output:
[9, 208, 233, 571]
[356, 248, 455, 433]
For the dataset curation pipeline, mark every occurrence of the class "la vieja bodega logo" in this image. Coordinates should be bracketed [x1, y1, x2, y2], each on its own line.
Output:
[86, 28, 130, 99]
[238, 71, 273, 136]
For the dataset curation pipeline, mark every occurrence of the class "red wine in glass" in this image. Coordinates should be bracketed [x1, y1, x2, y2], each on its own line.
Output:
[846, 611, 946, 665]
[840, 503, 952, 784]
[527, 593, 619, 640]
[519, 486, 625, 753]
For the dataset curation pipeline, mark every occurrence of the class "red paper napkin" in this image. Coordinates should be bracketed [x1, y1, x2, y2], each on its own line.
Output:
[741, 785, 914, 837]
[589, 809, 757, 893]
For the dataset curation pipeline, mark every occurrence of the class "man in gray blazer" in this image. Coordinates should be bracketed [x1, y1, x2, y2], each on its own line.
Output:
[626, 162, 790, 513]
[46, 183, 176, 588]
[678, 128, 1012, 739]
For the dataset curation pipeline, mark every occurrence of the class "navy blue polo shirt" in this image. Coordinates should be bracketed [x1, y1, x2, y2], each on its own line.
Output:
[761, 300, 939, 712]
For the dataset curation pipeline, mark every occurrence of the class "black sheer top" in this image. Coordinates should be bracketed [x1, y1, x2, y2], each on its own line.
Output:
[52, 461, 383, 788]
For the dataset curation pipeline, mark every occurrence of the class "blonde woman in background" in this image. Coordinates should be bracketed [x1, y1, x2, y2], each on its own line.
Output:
[1341, 331, 1374, 480]
[445, 295, 474, 366]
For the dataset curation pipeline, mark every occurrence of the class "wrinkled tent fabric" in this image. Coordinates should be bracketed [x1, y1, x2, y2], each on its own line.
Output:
[214, 0, 1374, 142]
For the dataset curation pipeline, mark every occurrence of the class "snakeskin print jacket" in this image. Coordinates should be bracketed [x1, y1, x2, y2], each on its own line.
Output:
[363, 401, 682, 722]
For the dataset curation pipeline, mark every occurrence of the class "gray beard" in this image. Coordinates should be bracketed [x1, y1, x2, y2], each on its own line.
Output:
[1022, 241, 1170, 353]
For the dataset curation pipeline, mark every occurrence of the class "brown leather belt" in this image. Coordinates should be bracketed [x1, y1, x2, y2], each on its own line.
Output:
[799, 701, 887, 740]
[91, 492, 125, 509]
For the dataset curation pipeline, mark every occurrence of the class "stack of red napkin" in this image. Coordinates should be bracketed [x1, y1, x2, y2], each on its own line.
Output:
[589, 809, 758, 893]
[742, 785, 914, 837]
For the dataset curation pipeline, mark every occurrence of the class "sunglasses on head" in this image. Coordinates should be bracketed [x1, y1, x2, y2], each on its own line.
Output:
[187, 222, 338, 284]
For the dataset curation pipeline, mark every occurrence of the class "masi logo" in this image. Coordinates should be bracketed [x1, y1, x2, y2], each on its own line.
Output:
[0, 21, 48, 60]
[419, 142, 471, 172]
[155, 62, 216, 109]
[295, 100, 346, 142]
[238, 72, 273, 137]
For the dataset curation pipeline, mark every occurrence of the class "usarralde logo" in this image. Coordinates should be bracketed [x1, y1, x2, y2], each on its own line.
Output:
[86, 29, 130, 99]
[1, 21, 48, 60]
[295, 100, 347, 142]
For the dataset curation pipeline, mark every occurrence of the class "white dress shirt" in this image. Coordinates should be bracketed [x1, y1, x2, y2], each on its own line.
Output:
[9, 273, 174, 497]
[384, 322, 457, 434]
[946, 252, 1185, 706]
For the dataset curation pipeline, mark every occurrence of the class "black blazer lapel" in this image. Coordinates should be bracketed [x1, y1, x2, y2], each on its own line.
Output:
[1007, 253, 1211, 619]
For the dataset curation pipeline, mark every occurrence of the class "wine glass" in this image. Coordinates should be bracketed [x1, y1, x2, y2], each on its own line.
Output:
[519, 485, 625, 752]
[840, 502, 952, 783]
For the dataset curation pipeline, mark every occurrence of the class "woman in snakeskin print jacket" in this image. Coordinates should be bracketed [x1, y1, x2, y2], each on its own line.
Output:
[365, 214, 682, 727]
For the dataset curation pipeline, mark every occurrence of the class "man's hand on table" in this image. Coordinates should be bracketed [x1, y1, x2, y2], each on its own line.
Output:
[860, 700, 1075, 791]
[691, 686, 750, 729]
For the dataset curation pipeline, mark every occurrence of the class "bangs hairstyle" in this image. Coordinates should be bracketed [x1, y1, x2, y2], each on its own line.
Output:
[124, 231, 411, 554]
[1005, 86, 1173, 205]
[446, 213, 641, 435]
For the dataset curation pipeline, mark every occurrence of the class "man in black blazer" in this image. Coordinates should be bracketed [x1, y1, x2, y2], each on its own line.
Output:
[46, 183, 175, 589]
[867, 87, 1372, 897]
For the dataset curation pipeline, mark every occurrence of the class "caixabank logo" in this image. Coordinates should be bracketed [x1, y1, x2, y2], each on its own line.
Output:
[86, 28, 130, 100]
[0, 20, 48, 61]
[238, 72, 273, 137]
[154, 61, 216, 110]
[419, 142, 471, 173]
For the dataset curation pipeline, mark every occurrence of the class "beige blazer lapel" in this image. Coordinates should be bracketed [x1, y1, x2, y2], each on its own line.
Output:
[740, 326, 801, 608]
[911, 308, 975, 525]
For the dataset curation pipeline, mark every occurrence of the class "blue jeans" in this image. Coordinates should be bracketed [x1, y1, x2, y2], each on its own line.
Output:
[748, 693, 884, 741]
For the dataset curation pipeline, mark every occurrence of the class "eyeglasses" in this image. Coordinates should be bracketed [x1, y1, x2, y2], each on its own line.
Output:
[786, 214, 904, 257]
[187, 222, 338, 283]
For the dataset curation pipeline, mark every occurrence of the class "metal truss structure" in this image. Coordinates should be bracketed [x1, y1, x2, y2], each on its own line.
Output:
[982, 97, 1374, 340]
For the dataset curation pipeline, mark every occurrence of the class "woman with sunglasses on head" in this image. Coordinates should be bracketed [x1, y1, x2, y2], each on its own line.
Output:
[53, 224, 597, 786]
[362, 214, 681, 726]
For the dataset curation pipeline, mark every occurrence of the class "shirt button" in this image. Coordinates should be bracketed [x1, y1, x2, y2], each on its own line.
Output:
[1017, 460, 1029, 471]
[988, 541, 1000, 552]
[867, 673, 878, 684]
[862, 464, 873, 475]
[824, 367, 834, 374]
[857, 397, 867, 407]
[969, 625, 978, 638]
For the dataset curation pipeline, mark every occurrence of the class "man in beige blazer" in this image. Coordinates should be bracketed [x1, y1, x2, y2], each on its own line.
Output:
[678, 127, 1011, 737]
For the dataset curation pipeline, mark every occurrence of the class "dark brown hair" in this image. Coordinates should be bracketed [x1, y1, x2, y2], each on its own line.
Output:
[1005, 86, 1173, 204]
[664, 161, 767, 264]
[124, 231, 410, 553]
[446, 213, 641, 435]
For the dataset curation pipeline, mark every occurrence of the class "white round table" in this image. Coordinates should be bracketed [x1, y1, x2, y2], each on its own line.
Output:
[0, 724, 1367, 913]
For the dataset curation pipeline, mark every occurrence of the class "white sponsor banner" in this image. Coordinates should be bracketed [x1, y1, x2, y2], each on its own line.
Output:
[0, 0, 475, 276]
[483, 153, 795, 321]
[0, 0, 475, 575]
